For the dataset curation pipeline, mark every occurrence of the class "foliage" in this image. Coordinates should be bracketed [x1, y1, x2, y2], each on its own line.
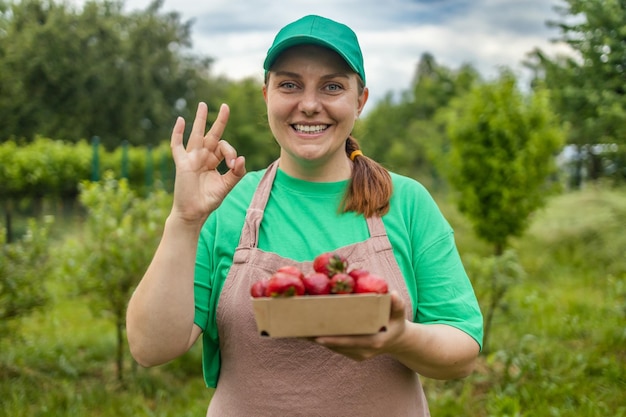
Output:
[0, 137, 172, 201]
[463, 249, 526, 353]
[359, 53, 480, 186]
[219, 77, 277, 171]
[0, 215, 53, 340]
[443, 70, 565, 254]
[63, 172, 171, 381]
[441, 70, 565, 351]
[410, 53, 481, 121]
[525, 0, 626, 184]
[424, 185, 626, 416]
[0, 0, 222, 148]
[0, 137, 92, 200]
[359, 92, 419, 173]
[0, 277, 209, 416]
[101, 140, 174, 193]
[2, 186, 625, 415]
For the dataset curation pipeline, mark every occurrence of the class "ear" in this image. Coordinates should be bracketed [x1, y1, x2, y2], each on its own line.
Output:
[262, 84, 268, 103]
[356, 87, 369, 118]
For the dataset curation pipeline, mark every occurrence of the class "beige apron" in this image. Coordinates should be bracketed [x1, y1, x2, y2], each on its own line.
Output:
[207, 161, 430, 416]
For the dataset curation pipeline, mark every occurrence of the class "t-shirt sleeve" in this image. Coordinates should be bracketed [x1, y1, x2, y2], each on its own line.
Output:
[194, 228, 212, 330]
[414, 229, 484, 350]
[193, 217, 222, 387]
[393, 176, 484, 350]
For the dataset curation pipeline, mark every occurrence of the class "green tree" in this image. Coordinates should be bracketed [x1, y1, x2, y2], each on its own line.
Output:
[442, 71, 565, 350]
[409, 54, 481, 189]
[360, 53, 480, 186]
[66, 173, 170, 382]
[410, 54, 480, 121]
[359, 92, 416, 173]
[0, 0, 220, 148]
[0, 216, 53, 340]
[444, 71, 564, 255]
[220, 77, 277, 171]
[525, 0, 626, 183]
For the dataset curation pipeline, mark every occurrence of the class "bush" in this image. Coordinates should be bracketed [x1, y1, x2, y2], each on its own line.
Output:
[0, 216, 54, 340]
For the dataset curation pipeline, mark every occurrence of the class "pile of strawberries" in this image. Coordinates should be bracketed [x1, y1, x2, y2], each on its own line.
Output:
[250, 252, 388, 298]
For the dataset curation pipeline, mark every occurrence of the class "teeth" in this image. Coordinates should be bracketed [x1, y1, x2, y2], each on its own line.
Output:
[293, 124, 328, 134]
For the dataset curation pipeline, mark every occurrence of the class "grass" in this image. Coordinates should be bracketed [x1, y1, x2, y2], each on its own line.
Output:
[424, 185, 626, 416]
[2, 185, 626, 416]
[1, 246, 211, 417]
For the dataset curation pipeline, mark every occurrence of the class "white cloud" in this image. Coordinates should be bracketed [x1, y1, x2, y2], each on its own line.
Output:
[69, 0, 571, 107]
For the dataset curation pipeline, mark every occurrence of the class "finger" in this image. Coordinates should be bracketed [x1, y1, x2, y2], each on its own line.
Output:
[205, 137, 245, 170]
[216, 139, 238, 167]
[205, 103, 230, 144]
[188, 102, 209, 151]
[170, 116, 186, 161]
[315, 333, 369, 348]
[200, 138, 234, 171]
[221, 156, 247, 189]
[389, 291, 406, 321]
[315, 339, 375, 361]
[230, 155, 247, 177]
[208, 142, 246, 190]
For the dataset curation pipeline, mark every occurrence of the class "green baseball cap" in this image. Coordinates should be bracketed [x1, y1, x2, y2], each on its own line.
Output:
[263, 15, 366, 85]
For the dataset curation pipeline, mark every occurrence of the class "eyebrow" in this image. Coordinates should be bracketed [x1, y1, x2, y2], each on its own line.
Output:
[273, 70, 351, 80]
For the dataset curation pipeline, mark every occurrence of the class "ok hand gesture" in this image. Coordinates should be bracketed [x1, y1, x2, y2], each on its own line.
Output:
[169, 102, 246, 225]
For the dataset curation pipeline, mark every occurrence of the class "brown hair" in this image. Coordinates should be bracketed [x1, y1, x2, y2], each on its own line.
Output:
[342, 135, 393, 217]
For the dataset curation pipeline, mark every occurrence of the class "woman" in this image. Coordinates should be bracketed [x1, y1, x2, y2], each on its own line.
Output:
[127, 15, 483, 416]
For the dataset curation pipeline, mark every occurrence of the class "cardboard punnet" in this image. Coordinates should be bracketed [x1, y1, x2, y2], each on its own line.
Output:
[251, 293, 391, 338]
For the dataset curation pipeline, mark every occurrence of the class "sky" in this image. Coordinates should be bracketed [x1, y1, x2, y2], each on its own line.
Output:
[77, 0, 573, 109]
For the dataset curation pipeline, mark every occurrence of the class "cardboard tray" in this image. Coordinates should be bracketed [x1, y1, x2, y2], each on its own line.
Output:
[252, 293, 391, 338]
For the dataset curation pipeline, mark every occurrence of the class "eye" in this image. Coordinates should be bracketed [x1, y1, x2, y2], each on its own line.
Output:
[279, 81, 298, 90]
[324, 83, 343, 92]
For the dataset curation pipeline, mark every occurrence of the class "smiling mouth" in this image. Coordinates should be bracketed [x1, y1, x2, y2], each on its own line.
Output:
[292, 124, 329, 134]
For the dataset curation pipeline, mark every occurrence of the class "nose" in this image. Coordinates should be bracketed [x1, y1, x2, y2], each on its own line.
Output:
[298, 87, 322, 116]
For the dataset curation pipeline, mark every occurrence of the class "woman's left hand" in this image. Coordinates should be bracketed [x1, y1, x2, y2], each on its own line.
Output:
[313, 291, 407, 361]
[313, 290, 481, 380]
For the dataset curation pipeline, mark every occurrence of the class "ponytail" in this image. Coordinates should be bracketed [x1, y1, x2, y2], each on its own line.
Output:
[341, 136, 393, 217]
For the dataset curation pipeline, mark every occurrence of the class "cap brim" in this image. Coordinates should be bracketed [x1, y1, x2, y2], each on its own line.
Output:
[263, 36, 361, 78]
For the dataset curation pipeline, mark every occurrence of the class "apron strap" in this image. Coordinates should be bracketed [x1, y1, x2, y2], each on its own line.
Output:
[238, 160, 279, 249]
[366, 216, 393, 253]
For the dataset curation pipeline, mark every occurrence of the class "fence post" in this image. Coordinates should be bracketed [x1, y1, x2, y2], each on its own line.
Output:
[91, 136, 100, 182]
[121, 140, 129, 179]
[160, 150, 174, 191]
[145, 145, 153, 188]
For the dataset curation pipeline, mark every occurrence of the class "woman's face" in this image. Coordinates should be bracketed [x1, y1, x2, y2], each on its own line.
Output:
[263, 45, 368, 181]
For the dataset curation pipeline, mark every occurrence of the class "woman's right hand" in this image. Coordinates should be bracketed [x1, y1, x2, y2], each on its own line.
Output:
[169, 102, 246, 225]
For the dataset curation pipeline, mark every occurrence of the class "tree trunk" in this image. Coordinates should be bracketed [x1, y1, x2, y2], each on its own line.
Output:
[4, 200, 13, 243]
[482, 243, 506, 353]
[116, 314, 124, 384]
[570, 145, 584, 189]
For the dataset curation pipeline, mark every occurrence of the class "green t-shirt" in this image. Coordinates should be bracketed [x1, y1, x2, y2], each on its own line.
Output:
[194, 167, 483, 387]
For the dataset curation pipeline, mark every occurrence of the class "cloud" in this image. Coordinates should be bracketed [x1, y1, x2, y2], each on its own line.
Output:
[95, 0, 569, 106]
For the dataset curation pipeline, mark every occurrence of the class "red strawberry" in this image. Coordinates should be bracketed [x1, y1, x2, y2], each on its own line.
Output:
[348, 268, 369, 283]
[301, 272, 331, 295]
[264, 271, 306, 297]
[330, 273, 355, 294]
[354, 273, 388, 294]
[313, 252, 348, 277]
[276, 265, 304, 280]
[250, 279, 268, 298]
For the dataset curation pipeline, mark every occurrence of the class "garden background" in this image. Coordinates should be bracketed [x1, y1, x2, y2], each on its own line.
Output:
[1, 0, 625, 416]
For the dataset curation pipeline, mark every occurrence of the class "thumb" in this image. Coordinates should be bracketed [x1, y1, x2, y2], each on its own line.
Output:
[389, 290, 406, 321]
